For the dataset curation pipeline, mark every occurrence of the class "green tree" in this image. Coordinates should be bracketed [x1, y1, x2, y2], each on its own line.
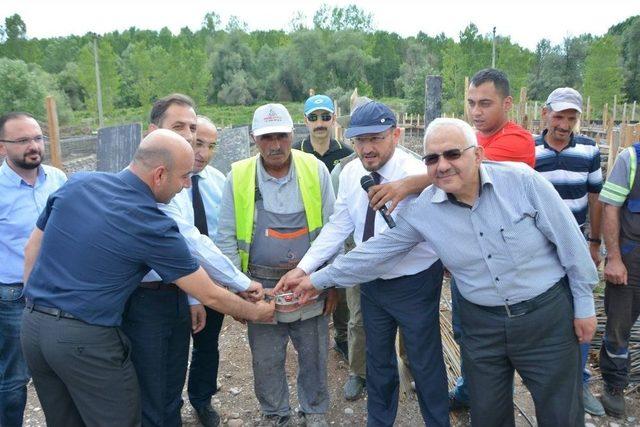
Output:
[76, 39, 121, 115]
[583, 35, 625, 111]
[621, 17, 640, 101]
[313, 4, 373, 31]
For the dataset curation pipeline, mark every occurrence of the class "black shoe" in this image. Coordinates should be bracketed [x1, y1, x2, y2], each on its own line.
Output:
[194, 404, 221, 427]
[343, 375, 366, 401]
[334, 339, 348, 361]
[448, 390, 470, 412]
[601, 385, 625, 418]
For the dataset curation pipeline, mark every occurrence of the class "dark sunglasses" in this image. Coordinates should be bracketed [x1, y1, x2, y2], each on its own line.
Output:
[307, 113, 332, 122]
[422, 146, 474, 166]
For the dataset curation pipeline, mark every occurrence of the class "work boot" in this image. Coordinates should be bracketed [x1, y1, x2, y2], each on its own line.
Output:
[343, 374, 366, 401]
[448, 390, 470, 411]
[582, 383, 605, 416]
[256, 414, 291, 427]
[601, 385, 625, 418]
[297, 413, 328, 427]
[194, 404, 221, 427]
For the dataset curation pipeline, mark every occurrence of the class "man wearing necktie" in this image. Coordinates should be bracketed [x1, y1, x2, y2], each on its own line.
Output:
[186, 116, 231, 427]
[277, 101, 449, 427]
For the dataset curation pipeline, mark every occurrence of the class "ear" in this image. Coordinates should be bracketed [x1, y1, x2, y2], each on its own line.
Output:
[503, 95, 513, 111]
[475, 145, 485, 164]
[541, 107, 549, 121]
[148, 123, 159, 134]
[0, 142, 6, 157]
[391, 127, 402, 146]
[152, 165, 166, 187]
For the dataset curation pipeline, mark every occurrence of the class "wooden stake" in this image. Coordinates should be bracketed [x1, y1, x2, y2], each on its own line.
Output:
[603, 104, 608, 126]
[586, 97, 591, 127]
[623, 103, 628, 123]
[518, 87, 527, 125]
[632, 101, 637, 123]
[463, 76, 470, 124]
[45, 96, 63, 170]
[613, 95, 618, 123]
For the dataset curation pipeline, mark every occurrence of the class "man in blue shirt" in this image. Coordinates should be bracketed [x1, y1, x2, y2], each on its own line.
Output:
[0, 112, 67, 427]
[20, 129, 274, 427]
[534, 87, 605, 416]
[186, 115, 230, 427]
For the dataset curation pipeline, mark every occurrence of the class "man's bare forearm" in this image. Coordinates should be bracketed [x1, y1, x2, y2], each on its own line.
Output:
[588, 193, 603, 239]
[602, 204, 622, 260]
[23, 228, 44, 284]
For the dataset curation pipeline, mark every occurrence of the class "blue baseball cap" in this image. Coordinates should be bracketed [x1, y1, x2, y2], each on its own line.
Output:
[304, 95, 335, 116]
[344, 101, 396, 138]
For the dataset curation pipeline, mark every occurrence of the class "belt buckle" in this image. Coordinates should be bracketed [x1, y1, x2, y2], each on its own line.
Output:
[504, 302, 526, 318]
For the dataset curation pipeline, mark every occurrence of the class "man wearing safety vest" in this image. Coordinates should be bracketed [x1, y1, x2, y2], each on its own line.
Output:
[216, 103, 337, 427]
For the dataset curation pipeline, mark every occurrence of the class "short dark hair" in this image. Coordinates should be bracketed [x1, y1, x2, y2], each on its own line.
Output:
[470, 68, 511, 98]
[149, 93, 196, 127]
[0, 112, 37, 139]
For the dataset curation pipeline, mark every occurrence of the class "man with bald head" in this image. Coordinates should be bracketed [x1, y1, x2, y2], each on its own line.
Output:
[123, 96, 264, 427]
[20, 129, 274, 427]
[283, 118, 599, 426]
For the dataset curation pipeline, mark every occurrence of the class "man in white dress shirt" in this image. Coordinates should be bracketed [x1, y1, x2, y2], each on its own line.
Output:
[277, 101, 449, 427]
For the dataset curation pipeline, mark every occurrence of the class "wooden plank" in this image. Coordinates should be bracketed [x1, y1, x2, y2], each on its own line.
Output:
[463, 76, 470, 124]
[45, 96, 63, 170]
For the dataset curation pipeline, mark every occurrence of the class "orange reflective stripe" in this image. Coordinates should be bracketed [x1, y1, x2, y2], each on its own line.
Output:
[265, 227, 309, 239]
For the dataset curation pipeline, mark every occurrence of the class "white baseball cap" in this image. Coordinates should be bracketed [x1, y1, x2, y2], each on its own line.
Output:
[251, 103, 294, 136]
[546, 87, 582, 113]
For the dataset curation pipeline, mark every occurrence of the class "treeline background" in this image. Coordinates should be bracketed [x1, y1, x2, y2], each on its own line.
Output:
[0, 5, 638, 126]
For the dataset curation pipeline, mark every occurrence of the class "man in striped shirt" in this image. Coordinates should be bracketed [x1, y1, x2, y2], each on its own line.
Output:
[534, 87, 604, 416]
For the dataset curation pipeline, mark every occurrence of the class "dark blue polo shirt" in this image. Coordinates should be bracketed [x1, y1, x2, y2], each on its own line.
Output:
[25, 169, 198, 326]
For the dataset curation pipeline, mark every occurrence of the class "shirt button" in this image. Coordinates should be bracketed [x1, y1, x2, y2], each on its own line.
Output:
[479, 232, 484, 237]
[495, 277, 500, 281]
[487, 254, 492, 259]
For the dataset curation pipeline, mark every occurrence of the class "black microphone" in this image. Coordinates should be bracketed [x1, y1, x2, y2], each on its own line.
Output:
[360, 174, 396, 229]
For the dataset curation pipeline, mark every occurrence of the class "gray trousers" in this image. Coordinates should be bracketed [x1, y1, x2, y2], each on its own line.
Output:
[458, 281, 583, 427]
[346, 284, 366, 378]
[20, 309, 140, 427]
[247, 314, 329, 416]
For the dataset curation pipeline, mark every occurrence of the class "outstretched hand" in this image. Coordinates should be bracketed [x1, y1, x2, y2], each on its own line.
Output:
[274, 267, 306, 294]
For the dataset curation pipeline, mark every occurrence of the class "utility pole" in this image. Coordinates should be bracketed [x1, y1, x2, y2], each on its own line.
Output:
[492, 26, 496, 68]
[93, 35, 104, 128]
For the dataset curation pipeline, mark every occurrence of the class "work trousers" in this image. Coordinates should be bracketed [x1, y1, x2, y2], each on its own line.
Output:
[247, 315, 329, 417]
[332, 288, 349, 344]
[458, 280, 583, 427]
[188, 306, 225, 410]
[21, 309, 140, 427]
[346, 284, 366, 378]
[0, 285, 29, 427]
[600, 243, 640, 389]
[122, 287, 190, 427]
[360, 262, 448, 427]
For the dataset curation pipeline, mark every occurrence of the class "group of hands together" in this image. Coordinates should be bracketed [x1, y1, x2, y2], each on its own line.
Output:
[189, 268, 337, 332]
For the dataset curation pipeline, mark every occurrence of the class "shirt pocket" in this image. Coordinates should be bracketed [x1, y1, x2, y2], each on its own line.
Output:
[500, 215, 545, 266]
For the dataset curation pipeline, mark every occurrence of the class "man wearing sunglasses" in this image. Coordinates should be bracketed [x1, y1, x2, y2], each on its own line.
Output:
[294, 94, 354, 379]
[283, 117, 598, 427]
[0, 112, 67, 427]
[277, 101, 448, 427]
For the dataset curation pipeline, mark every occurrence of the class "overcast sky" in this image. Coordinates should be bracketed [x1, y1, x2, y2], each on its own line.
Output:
[2, 0, 638, 50]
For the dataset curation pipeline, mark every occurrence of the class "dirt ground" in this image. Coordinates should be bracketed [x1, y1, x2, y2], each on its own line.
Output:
[22, 282, 640, 426]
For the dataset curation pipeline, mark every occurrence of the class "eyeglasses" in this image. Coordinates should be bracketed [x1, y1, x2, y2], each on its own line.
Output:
[422, 146, 474, 166]
[307, 113, 332, 122]
[0, 135, 47, 145]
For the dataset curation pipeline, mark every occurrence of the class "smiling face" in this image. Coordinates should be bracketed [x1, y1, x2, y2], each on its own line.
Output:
[352, 127, 399, 172]
[0, 116, 45, 171]
[193, 118, 217, 173]
[542, 107, 579, 146]
[467, 81, 512, 136]
[424, 124, 482, 201]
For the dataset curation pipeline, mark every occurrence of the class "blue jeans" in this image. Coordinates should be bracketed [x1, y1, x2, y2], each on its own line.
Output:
[1, 285, 29, 427]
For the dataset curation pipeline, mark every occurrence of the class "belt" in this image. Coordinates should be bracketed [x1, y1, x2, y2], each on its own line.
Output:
[26, 302, 78, 320]
[0, 282, 23, 287]
[139, 281, 179, 291]
[472, 278, 567, 318]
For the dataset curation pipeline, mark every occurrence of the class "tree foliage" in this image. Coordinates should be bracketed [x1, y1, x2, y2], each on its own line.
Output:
[583, 35, 625, 109]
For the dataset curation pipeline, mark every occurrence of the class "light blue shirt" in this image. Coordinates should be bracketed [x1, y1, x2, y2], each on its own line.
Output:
[189, 165, 226, 238]
[0, 161, 67, 283]
[312, 161, 598, 318]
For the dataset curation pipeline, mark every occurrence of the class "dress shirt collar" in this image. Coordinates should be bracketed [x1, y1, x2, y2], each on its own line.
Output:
[0, 161, 46, 188]
[372, 148, 401, 183]
[430, 162, 494, 206]
[193, 164, 211, 180]
[117, 169, 156, 200]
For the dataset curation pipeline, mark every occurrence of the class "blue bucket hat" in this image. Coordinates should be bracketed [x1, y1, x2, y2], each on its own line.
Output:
[344, 101, 397, 138]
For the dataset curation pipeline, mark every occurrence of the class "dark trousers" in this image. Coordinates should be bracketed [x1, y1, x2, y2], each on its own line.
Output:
[360, 261, 449, 427]
[188, 306, 225, 409]
[0, 286, 29, 427]
[122, 287, 190, 427]
[332, 288, 349, 343]
[458, 280, 583, 427]
[21, 309, 140, 427]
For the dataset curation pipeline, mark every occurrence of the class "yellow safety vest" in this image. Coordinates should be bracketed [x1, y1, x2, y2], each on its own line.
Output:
[231, 149, 324, 272]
